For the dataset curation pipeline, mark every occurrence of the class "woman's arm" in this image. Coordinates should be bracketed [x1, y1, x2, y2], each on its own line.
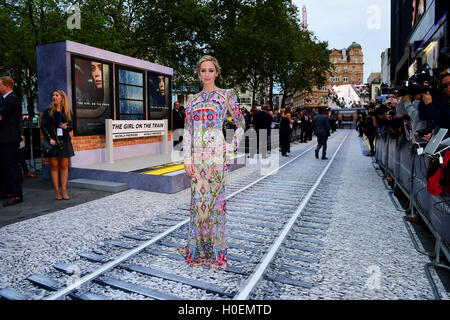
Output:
[183, 97, 193, 164]
[65, 120, 73, 132]
[40, 110, 53, 141]
[226, 91, 245, 152]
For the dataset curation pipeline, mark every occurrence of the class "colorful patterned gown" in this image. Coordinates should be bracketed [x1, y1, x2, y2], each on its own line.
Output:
[177, 89, 245, 269]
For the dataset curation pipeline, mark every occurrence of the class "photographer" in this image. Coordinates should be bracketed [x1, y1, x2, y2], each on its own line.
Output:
[419, 74, 450, 137]
[397, 93, 431, 141]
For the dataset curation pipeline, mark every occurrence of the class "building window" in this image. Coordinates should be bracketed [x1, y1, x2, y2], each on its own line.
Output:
[355, 58, 358, 63]
[322, 86, 327, 92]
[343, 76, 348, 82]
[344, 67, 348, 72]
[335, 66, 340, 72]
[334, 58, 337, 63]
[352, 66, 355, 72]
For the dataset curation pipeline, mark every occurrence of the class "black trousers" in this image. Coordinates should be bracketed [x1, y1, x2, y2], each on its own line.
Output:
[315, 134, 328, 157]
[280, 128, 290, 155]
[19, 148, 30, 174]
[0, 142, 23, 197]
[256, 129, 268, 158]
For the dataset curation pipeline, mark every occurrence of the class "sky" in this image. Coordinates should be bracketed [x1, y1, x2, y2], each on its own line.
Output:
[292, 0, 391, 83]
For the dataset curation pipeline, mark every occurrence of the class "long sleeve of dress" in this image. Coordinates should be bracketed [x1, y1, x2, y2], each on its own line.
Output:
[225, 92, 245, 151]
[41, 110, 53, 142]
[183, 96, 193, 163]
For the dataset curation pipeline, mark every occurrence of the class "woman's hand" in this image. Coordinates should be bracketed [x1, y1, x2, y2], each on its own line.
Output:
[184, 161, 196, 177]
[50, 139, 56, 145]
[60, 123, 68, 130]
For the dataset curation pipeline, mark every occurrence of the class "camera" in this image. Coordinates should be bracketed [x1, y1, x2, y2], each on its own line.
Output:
[386, 63, 443, 96]
[417, 129, 432, 137]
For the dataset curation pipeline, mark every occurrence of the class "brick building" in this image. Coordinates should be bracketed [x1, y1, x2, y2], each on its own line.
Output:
[293, 41, 364, 109]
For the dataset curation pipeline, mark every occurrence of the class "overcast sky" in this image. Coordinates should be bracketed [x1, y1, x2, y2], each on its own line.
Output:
[292, 0, 391, 83]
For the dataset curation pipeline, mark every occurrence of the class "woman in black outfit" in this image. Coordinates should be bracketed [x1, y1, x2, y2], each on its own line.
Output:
[41, 90, 75, 200]
[279, 106, 293, 157]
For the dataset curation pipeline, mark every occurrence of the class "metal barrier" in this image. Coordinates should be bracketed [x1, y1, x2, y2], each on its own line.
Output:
[375, 133, 450, 299]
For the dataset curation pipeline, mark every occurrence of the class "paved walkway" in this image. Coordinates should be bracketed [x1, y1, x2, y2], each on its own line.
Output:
[0, 177, 114, 228]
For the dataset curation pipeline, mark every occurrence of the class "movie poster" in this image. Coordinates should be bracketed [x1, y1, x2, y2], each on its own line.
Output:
[72, 57, 112, 135]
[148, 73, 171, 130]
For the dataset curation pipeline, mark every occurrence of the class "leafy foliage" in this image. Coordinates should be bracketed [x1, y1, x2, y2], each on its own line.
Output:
[0, 0, 331, 114]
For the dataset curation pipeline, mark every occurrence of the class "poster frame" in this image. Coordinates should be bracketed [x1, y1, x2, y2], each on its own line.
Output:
[70, 54, 114, 136]
[147, 70, 172, 131]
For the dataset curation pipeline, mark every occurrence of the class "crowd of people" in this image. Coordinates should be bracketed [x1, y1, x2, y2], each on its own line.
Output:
[357, 71, 450, 157]
[328, 86, 366, 108]
[227, 104, 340, 158]
[356, 71, 450, 223]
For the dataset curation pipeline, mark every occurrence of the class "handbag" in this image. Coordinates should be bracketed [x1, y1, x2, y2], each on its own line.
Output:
[41, 139, 58, 157]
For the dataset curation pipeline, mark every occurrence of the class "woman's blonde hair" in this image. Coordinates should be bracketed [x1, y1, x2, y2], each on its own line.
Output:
[196, 55, 221, 77]
[49, 90, 72, 121]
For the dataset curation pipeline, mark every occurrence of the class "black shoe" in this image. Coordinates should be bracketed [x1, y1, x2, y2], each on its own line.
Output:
[315, 150, 319, 159]
[0, 193, 13, 200]
[322, 156, 328, 160]
[3, 197, 23, 207]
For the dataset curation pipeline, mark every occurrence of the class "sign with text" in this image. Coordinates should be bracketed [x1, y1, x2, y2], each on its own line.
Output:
[111, 120, 166, 139]
[105, 119, 168, 163]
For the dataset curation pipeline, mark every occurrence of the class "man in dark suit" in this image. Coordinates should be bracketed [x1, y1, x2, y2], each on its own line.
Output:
[252, 105, 272, 158]
[312, 107, 331, 160]
[172, 101, 184, 148]
[299, 111, 309, 142]
[0, 76, 23, 206]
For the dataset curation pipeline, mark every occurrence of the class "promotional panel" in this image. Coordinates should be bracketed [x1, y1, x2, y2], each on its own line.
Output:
[148, 73, 171, 130]
[117, 67, 145, 120]
[72, 56, 113, 135]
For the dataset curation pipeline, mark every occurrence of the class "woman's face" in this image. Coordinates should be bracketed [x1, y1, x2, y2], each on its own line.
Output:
[199, 61, 218, 87]
[158, 76, 165, 96]
[90, 61, 103, 89]
[53, 91, 62, 106]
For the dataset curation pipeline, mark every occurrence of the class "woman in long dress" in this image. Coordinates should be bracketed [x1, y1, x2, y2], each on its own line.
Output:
[177, 55, 245, 269]
[279, 106, 292, 157]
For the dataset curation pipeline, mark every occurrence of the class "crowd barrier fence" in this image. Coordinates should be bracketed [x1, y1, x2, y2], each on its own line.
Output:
[375, 132, 450, 299]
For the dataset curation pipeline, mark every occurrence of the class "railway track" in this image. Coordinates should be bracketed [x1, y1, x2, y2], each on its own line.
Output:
[0, 131, 349, 300]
